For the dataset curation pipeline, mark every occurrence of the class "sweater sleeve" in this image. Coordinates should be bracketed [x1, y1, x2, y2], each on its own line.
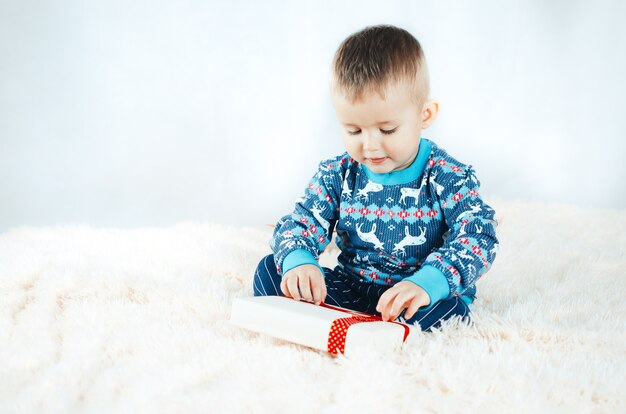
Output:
[406, 164, 500, 303]
[269, 159, 343, 277]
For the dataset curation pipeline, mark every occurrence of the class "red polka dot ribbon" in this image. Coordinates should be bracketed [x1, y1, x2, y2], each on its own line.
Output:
[318, 302, 411, 356]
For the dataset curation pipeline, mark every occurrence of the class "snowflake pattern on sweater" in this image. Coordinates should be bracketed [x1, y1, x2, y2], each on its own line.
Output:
[270, 138, 499, 303]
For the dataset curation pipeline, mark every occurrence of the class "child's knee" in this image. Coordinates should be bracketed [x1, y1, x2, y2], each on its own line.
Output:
[253, 254, 279, 297]
[256, 254, 276, 275]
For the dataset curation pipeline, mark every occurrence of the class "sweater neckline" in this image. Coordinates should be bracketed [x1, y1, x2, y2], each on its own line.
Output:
[360, 138, 432, 185]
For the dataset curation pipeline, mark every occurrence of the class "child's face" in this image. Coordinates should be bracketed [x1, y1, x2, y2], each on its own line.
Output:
[331, 81, 437, 174]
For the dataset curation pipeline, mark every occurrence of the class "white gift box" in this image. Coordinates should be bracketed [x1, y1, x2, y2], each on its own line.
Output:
[230, 296, 414, 358]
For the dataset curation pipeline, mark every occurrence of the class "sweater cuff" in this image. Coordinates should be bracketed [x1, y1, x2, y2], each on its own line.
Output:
[281, 249, 325, 278]
[404, 265, 450, 311]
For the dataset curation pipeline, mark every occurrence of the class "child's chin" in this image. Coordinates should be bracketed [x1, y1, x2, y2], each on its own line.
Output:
[368, 164, 394, 173]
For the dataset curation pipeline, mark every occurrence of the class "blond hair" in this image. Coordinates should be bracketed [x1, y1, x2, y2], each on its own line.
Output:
[331, 25, 430, 106]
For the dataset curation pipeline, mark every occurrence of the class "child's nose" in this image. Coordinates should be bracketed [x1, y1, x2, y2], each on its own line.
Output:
[362, 133, 381, 150]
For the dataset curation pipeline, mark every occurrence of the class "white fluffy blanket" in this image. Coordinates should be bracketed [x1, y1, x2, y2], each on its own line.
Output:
[1, 198, 625, 413]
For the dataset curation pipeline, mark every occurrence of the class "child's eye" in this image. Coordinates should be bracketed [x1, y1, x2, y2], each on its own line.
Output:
[347, 130, 361, 136]
[380, 127, 398, 135]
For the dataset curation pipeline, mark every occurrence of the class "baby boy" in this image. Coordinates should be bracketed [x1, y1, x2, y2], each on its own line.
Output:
[253, 25, 499, 331]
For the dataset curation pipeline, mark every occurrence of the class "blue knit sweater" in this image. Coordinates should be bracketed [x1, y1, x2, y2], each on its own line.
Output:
[270, 138, 500, 311]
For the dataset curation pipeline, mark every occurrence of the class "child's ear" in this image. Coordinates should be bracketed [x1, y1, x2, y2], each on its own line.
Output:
[420, 99, 439, 129]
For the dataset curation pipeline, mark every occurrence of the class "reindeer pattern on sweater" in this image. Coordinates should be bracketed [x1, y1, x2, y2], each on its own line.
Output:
[270, 138, 499, 302]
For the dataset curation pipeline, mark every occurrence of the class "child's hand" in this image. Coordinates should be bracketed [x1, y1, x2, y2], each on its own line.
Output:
[376, 281, 430, 322]
[280, 265, 327, 305]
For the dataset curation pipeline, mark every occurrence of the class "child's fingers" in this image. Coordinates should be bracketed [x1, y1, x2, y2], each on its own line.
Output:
[310, 271, 324, 305]
[376, 288, 396, 319]
[378, 290, 400, 322]
[404, 298, 421, 320]
[318, 268, 327, 303]
[389, 292, 412, 321]
[299, 273, 314, 303]
[375, 296, 386, 316]
[280, 276, 291, 298]
[286, 275, 301, 301]
[376, 287, 393, 312]
[388, 292, 405, 318]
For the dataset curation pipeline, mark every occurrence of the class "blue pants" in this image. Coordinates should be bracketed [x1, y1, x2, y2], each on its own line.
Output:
[253, 254, 471, 332]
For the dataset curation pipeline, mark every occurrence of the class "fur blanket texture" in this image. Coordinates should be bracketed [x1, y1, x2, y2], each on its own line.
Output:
[1, 197, 624, 413]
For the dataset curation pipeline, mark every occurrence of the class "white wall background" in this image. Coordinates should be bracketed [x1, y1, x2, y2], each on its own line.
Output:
[1, 0, 625, 232]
